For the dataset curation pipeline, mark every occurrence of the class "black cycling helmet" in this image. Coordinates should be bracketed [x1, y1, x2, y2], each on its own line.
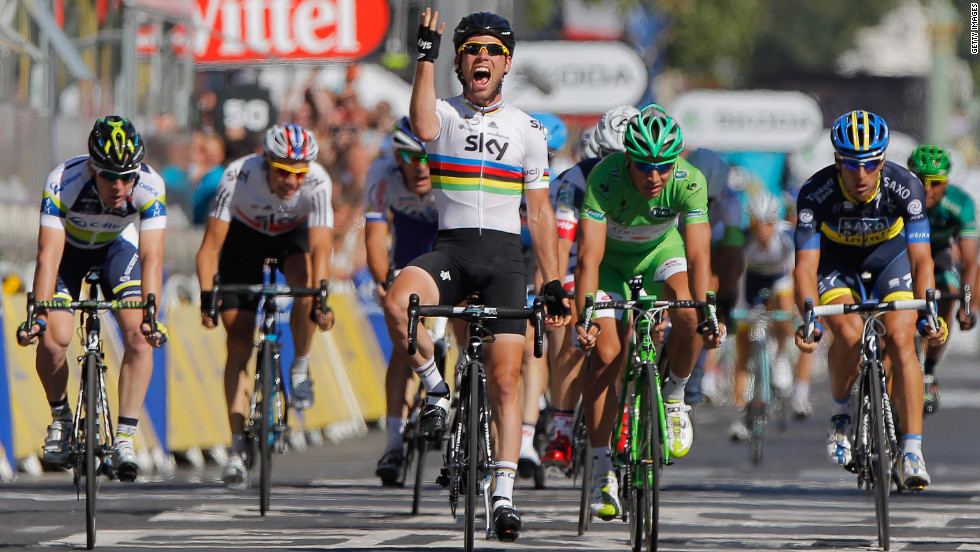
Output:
[453, 12, 516, 55]
[88, 116, 145, 172]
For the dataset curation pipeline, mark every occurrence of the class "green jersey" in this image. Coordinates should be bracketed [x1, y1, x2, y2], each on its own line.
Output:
[581, 153, 709, 256]
[928, 184, 978, 253]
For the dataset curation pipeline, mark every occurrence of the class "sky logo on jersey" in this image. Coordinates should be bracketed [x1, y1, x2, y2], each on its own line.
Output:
[464, 134, 510, 161]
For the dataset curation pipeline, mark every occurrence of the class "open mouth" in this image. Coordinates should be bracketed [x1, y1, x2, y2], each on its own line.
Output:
[473, 66, 492, 88]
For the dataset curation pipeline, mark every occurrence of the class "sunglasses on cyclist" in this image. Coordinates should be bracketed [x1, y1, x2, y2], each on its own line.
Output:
[96, 169, 138, 182]
[269, 161, 310, 178]
[920, 174, 947, 188]
[840, 156, 884, 172]
[397, 150, 428, 166]
[457, 41, 510, 57]
[633, 160, 675, 175]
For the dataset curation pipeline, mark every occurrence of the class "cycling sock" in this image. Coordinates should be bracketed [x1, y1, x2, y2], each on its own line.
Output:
[902, 434, 923, 457]
[492, 461, 517, 501]
[520, 424, 537, 458]
[50, 398, 71, 420]
[831, 395, 851, 418]
[662, 370, 690, 402]
[922, 359, 936, 377]
[385, 416, 407, 454]
[553, 409, 575, 439]
[591, 446, 612, 476]
[793, 381, 810, 402]
[290, 353, 311, 386]
[115, 417, 139, 445]
[413, 357, 448, 395]
[230, 433, 247, 455]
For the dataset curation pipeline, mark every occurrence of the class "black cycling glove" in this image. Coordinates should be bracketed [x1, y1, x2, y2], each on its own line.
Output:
[417, 24, 441, 63]
[200, 290, 217, 320]
[540, 279, 571, 317]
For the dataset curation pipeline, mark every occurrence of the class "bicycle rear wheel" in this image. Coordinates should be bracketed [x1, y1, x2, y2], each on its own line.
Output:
[464, 363, 479, 552]
[749, 346, 770, 466]
[625, 378, 643, 552]
[259, 342, 274, 516]
[868, 365, 890, 550]
[84, 353, 98, 550]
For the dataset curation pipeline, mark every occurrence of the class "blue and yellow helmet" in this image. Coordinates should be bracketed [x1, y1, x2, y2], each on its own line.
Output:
[830, 110, 889, 159]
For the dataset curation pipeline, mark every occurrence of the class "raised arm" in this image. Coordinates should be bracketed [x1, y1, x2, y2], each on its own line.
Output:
[409, 7, 445, 142]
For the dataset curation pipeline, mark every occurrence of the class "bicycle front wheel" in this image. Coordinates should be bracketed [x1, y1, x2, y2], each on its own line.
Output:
[259, 342, 275, 516]
[868, 365, 890, 550]
[576, 396, 593, 535]
[84, 353, 99, 550]
[640, 363, 663, 552]
[749, 346, 770, 466]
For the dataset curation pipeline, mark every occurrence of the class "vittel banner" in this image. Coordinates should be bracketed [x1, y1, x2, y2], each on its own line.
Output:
[187, 0, 389, 63]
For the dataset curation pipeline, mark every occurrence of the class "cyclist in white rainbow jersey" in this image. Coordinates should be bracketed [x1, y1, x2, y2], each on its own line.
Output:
[383, 8, 571, 541]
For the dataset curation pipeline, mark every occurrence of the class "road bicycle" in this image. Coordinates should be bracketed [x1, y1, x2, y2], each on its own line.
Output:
[730, 292, 795, 465]
[588, 276, 719, 552]
[24, 267, 160, 550]
[407, 293, 544, 552]
[205, 258, 328, 516]
[802, 289, 940, 551]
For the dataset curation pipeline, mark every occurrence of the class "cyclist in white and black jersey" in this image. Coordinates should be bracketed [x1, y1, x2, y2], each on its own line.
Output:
[366, 117, 441, 486]
[541, 104, 639, 474]
[383, 8, 571, 540]
[196, 123, 335, 487]
[17, 116, 169, 481]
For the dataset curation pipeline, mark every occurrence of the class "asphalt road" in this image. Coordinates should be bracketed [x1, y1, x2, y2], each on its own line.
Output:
[1, 339, 978, 552]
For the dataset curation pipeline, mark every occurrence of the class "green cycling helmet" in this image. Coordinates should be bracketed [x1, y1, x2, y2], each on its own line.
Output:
[623, 105, 683, 163]
[907, 144, 950, 177]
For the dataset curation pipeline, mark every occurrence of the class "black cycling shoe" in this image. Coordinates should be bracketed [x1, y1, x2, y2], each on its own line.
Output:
[375, 450, 404, 487]
[491, 497, 522, 542]
[420, 393, 450, 440]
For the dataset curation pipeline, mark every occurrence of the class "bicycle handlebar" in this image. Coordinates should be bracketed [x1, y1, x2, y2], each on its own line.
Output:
[406, 294, 546, 358]
[801, 289, 940, 343]
[206, 273, 330, 327]
[25, 291, 159, 339]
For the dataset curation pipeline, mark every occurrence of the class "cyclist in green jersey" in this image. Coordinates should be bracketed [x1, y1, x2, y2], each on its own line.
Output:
[907, 145, 978, 414]
[574, 105, 724, 520]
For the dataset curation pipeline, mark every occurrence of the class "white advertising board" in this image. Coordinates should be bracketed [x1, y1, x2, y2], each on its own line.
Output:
[506, 41, 648, 115]
[671, 90, 823, 152]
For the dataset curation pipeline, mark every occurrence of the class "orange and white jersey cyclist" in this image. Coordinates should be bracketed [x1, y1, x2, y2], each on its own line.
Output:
[383, 8, 571, 542]
[196, 123, 335, 487]
[17, 116, 168, 482]
[793, 110, 947, 491]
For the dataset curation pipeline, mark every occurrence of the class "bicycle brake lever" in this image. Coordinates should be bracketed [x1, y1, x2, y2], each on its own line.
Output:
[407, 294, 420, 356]
[532, 296, 545, 359]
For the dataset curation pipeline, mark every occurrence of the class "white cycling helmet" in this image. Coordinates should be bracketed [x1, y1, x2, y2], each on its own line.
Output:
[594, 104, 641, 157]
[263, 123, 319, 162]
[579, 125, 600, 160]
[391, 116, 425, 154]
[746, 192, 783, 223]
[686, 148, 729, 200]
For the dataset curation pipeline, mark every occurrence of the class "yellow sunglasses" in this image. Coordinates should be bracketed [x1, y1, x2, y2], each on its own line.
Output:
[457, 41, 510, 57]
[270, 160, 310, 177]
[921, 174, 947, 188]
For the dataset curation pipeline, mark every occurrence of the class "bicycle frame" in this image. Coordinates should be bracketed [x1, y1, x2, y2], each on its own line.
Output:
[207, 259, 328, 516]
[26, 267, 157, 550]
[406, 294, 544, 552]
[803, 291, 938, 550]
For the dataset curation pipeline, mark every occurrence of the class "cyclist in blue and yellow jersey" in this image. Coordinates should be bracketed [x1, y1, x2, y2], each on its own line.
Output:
[541, 104, 640, 474]
[575, 105, 725, 520]
[365, 117, 440, 485]
[906, 145, 978, 414]
[383, 8, 571, 541]
[196, 123, 335, 487]
[794, 110, 948, 491]
[16, 116, 169, 481]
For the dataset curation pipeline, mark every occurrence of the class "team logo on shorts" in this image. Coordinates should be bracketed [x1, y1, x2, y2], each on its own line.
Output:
[440, 270, 451, 281]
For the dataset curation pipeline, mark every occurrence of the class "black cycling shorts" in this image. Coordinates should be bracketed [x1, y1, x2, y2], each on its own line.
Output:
[409, 228, 528, 335]
[55, 239, 142, 302]
[217, 219, 309, 312]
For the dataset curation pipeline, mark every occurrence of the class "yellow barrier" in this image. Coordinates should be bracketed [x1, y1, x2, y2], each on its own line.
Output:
[2, 282, 389, 465]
